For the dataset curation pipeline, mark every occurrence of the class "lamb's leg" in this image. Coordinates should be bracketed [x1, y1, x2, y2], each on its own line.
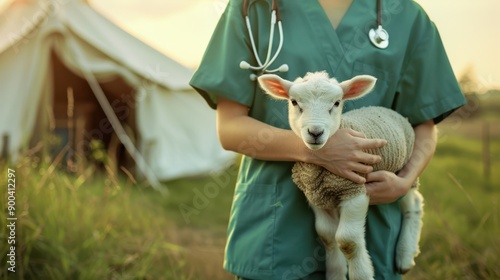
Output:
[310, 204, 347, 280]
[336, 193, 374, 280]
[396, 179, 424, 274]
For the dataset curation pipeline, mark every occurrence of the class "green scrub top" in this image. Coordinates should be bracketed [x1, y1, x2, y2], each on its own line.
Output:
[190, 0, 466, 279]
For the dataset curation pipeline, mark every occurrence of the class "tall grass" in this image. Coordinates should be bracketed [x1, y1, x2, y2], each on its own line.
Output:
[0, 155, 233, 280]
[406, 135, 500, 279]
[0, 127, 499, 279]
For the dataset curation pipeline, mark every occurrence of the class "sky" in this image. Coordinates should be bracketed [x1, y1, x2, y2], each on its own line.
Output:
[1, 0, 499, 89]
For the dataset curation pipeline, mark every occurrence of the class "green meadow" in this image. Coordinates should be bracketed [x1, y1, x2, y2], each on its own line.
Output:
[1, 93, 499, 279]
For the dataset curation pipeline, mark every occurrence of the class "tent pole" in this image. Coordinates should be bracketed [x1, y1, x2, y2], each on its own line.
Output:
[65, 39, 166, 194]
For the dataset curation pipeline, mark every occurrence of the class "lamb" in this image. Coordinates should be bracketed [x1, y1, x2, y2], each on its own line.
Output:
[258, 72, 424, 280]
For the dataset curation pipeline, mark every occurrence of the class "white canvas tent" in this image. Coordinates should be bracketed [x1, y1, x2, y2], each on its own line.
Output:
[0, 0, 234, 184]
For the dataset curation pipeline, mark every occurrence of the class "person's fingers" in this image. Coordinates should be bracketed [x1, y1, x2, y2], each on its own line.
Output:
[347, 129, 366, 139]
[354, 152, 382, 165]
[347, 150, 381, 165]
[343, 171, 366, 184]
[355, 137, 387, 150]
[365, 171, 385, 182]
[347, 129, 387, 149]
[349, 162, 373, 174]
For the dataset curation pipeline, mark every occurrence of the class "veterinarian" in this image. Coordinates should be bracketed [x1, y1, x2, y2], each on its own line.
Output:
[190, 0, 466, 279]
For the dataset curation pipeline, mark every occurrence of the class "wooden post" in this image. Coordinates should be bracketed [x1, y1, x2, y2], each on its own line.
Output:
[1, 134, 9, 162]
[67, 87, 76, 172]
[482, 121, 491, 184]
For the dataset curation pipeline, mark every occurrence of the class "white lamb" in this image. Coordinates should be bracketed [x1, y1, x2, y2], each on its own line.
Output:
[258, 72, 424, 280]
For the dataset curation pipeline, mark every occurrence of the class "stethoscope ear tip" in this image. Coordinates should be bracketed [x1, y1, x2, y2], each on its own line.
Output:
[250, 73, 258, 81]
[278, 64, 289, 72]
[240, 61, 251, 69]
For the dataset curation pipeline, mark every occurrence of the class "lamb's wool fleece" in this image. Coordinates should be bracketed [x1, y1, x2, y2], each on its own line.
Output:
[292, 106, 415, 209]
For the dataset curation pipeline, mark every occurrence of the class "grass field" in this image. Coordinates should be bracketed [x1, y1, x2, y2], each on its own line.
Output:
[1, 95, 499, 279]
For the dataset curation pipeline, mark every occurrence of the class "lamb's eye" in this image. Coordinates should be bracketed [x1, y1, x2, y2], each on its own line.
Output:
[329, 101, 341, 114]
[290, 99, 303, 113]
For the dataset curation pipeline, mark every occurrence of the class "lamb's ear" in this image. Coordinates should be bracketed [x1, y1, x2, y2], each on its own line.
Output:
[258, 74, 293, 100]
[340, 75, 377, 100]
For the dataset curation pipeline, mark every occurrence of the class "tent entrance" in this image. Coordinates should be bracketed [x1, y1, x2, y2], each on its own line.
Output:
[50, 51, 137, 174]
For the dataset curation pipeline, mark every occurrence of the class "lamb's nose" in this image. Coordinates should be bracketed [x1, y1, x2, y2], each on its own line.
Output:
[308, 129, 324, 139]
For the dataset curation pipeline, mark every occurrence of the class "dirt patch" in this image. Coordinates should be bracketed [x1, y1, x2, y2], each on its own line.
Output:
[165, 227, 233, 280]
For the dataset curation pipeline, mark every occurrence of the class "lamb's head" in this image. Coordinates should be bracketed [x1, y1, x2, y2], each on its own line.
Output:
[258, 71, 376, 150]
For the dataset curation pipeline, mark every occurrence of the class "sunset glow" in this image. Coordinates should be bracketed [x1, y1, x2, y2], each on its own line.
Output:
[1, 0, 499, 88]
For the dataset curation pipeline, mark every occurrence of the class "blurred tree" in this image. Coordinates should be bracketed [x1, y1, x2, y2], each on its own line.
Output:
[458, 65, 481, 95]
[454, 65, 482, 119]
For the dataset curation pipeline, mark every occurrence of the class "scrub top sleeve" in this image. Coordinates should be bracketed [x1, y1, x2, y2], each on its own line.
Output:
[395, 10, 466, 125]
[190, 0, 257, 109]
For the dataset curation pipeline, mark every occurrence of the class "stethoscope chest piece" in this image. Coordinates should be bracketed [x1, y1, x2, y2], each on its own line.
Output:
[369, 25, 389, 49]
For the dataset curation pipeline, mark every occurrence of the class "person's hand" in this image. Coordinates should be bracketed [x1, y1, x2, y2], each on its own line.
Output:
[365, 171, 413, 205]
[309, 128, 387, 184]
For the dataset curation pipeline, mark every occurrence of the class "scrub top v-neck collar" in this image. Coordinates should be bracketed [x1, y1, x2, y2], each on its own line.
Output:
[302, 0, 358, 76]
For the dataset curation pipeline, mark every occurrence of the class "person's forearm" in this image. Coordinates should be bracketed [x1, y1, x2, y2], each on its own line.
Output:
[216, 98, 309, 162]
[218, 113, 309, 162]
[398, 120, 438, 183]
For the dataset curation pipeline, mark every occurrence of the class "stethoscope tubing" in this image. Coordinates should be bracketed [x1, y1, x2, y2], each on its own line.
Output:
[369, 0, 389, 49]
[241, 0, 286, 79]
[241, 0, 389, 80]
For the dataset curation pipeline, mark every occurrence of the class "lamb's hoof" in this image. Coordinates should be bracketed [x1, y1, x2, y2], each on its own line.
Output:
[348, 275, 374, 280]
[395, 257, 415, 275]
[325, 273, 347, 280]
[347, 270, 374, 280]
[397, 267, 411, 275]
[396, 245, 418, 274]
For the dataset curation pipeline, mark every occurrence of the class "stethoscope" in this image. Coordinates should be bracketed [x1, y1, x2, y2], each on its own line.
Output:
[368, 0, 390, 49]
[240, 0, 288, 81]
[240, 0, 389, 80]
